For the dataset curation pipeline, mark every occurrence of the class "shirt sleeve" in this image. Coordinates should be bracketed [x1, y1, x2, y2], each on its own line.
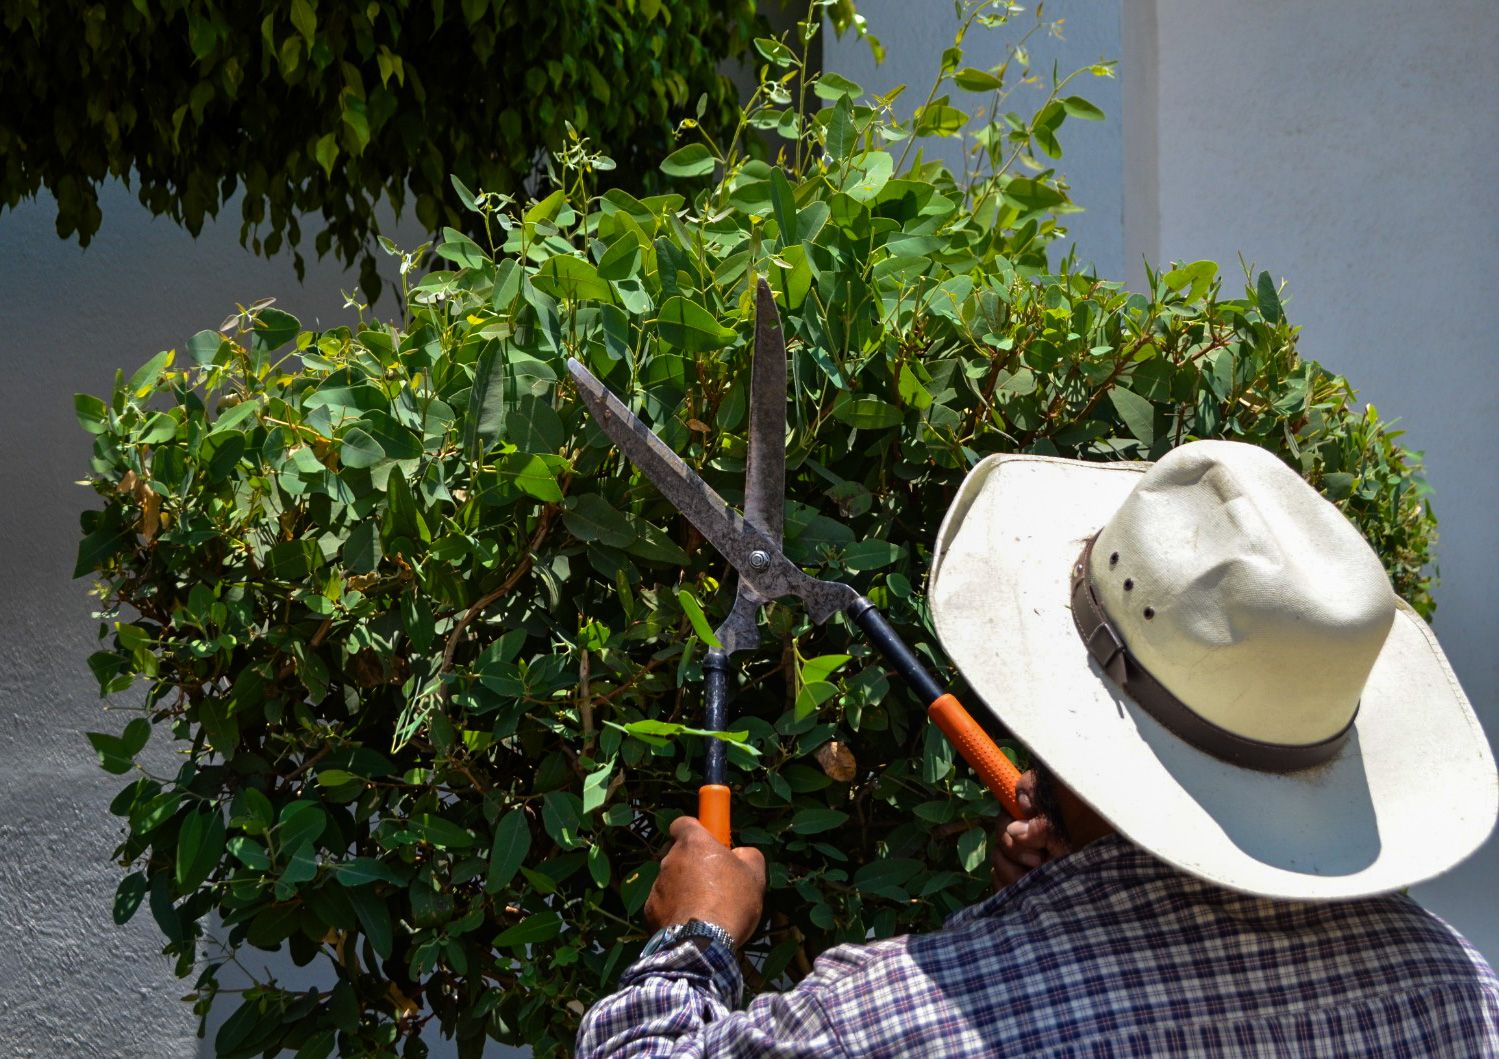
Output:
[575, 937, 849, 1058]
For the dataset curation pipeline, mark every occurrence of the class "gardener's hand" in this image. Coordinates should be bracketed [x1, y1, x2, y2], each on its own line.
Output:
[990, 770, 1070, 891]
[645, 816, 766, 949]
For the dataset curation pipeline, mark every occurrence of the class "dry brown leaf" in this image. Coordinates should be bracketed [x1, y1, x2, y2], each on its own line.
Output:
[814, 739, 857, 782]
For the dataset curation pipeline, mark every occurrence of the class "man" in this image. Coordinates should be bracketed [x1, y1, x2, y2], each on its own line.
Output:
[577, 441, 1499, 1056]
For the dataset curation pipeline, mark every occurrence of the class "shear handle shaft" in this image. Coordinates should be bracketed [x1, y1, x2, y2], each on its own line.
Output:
[699, 648, 732, 846]
[847, 597, 1024, 820]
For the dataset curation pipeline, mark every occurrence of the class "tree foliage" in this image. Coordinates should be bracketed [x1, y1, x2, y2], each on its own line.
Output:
[75, 5, 1434, 1056]
[0, 0, 760, 299]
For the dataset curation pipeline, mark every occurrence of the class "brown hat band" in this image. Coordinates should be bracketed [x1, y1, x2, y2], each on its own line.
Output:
[1070, 534, 1355, 773]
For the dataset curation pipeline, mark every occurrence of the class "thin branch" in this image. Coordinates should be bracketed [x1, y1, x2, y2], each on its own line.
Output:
[438, 501, 560, 696]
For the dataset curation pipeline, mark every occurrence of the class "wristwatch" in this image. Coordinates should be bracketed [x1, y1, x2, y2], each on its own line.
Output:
[640, 918, 735, 957]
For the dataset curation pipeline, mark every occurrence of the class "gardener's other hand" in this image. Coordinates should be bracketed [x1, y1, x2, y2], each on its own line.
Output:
[645, 815, 766, 949]
[990, 770, 1070, 891]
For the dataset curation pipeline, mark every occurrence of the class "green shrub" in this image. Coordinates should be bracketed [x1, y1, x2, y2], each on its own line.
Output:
[75, 5, 1433, 1055]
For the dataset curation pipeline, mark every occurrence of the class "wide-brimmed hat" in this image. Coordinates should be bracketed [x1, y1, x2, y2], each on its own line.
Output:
[929, 440, 1496, 899]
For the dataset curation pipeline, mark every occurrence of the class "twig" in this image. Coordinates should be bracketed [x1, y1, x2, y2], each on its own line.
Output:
[438, 502, 559, 696]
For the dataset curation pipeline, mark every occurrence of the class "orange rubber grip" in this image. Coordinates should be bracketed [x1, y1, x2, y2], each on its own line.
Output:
[698, 784, 732, 847]
[927, 693, 1023, 820]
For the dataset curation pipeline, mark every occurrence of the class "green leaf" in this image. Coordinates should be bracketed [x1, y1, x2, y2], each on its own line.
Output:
[534, 255, 612, 302]
[495, 910, 562, 947]
[289, 0, 316, 44]
[839, 152, 893, 203]
[485, 809, 531, 893]
[276, 801, 327, 853]
[824, 96, 857, 161]
[564, 494, 636, 548]
[349, 886, 393, 959]
[598, 234, 643, 282]
[1108, 387, 1155, 445]
[814, 72, 862, 101]
[86, 730, 135, 775]
[264, 539, 318, 581]
[676, 588, 722, 648]
[659, 144, 716, 178]
[769, 166, 798, 249]
[508, 394, 565, 454]
[74, 393, 109, 434]
[954, 67, 1003, 91]
[437, 227, 487, 269]
[227, 836, 271, 871]
[793, 680, 837, 720]
[113, 872, 147, 925]
[655, 296, 737, 352]
[840, 540, 903, 572]
[409, 813, 478, 848]
[1257, 270, 1284, 325]
[314, 132, 339, 178]
[187, 328, 223, 366]
[127, 350, 172, 395]
[338, 425, 384, 468]
[175, 806, 226, 893]
[753, 37, 795, 67]
[1061, 95, 1106, 121]
[465, 341, 508, 459]
[800, 654, 852, 685]
[497, 452, 563, 501]
[832, 393, 903, 430]
[344, 520, 382, 574]
[790, 807, 848, 835]
[853, 857, 923, 899]
[1163, 260, 1218, 302]
[582, 763, 612, 815]
[333, 857, 407, 887]
[250, 307, 300, 356]
[957, 826, 987, 872]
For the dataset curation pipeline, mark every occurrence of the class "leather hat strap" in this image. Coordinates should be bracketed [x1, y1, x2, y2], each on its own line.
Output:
[1070, 534, 1355, 773]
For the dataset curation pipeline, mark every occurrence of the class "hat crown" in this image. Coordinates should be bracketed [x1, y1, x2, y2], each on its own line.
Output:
[1090, 441, 1396, 746]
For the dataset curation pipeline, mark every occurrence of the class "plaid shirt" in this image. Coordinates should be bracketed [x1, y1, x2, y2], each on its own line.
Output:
[576, 835, 1499, 1057]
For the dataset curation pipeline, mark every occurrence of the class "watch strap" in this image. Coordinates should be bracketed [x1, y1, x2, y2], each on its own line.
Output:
[640, 918, 735, 958]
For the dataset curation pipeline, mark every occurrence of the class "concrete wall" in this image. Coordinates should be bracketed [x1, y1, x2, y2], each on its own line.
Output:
[1128, 0, 1499, 958]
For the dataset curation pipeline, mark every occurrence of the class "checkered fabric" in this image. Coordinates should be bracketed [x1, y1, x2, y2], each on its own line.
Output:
[576, 835, 1499, 1057]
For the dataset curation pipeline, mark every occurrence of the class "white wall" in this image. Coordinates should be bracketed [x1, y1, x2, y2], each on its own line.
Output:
[1130, 0, 1499, 958]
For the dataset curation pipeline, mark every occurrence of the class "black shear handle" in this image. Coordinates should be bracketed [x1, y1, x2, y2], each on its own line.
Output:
[847, 597, 1024, 819]
[698, 647, 732, 845]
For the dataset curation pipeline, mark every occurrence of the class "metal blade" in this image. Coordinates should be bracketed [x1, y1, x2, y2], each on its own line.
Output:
[744, 276, 786, 551]
[567, 358, 857, 625]
[713, 278, 790, 654]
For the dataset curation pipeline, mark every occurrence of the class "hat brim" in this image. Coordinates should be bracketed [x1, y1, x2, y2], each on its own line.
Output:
[929, 453, 1498, 900]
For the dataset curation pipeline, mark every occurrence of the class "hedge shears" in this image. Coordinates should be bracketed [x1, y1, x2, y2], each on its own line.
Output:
[568, 278, 1023, 845]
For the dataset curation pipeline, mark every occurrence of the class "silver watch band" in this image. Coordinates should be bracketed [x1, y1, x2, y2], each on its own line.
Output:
[640, 918, 735, 957]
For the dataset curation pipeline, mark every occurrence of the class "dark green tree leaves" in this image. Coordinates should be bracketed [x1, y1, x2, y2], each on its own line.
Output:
[2, 0, 761, 300]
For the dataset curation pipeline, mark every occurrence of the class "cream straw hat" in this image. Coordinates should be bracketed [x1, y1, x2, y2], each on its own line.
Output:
[928, 440, 1496, 899]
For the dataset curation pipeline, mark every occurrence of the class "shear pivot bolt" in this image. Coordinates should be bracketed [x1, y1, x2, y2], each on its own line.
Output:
[749, 550, 771, 571]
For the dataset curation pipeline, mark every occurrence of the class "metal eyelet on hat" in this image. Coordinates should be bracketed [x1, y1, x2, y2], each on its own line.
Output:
[1143, 607, 1155, 620]
[1109, 552, 1119, 566]
[1124, 578, 1134, 591]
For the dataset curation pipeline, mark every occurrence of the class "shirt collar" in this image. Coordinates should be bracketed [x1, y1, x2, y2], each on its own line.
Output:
[944, 833, 1151, 928]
